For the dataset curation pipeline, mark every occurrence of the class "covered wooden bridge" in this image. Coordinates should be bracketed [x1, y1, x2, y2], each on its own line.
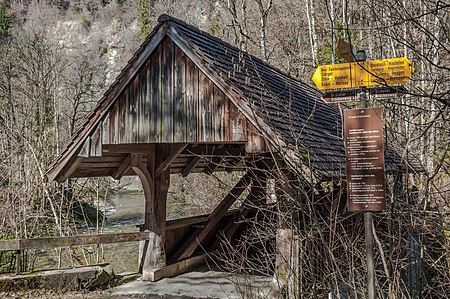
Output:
[46, 15, 414, 281]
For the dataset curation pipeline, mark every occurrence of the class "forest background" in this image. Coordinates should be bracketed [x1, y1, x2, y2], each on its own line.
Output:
[0, 0, 448, 297]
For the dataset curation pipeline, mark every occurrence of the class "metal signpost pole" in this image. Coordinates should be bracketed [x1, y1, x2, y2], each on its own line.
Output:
[358, 90, 375, 299]
[365, 212, 375, 299]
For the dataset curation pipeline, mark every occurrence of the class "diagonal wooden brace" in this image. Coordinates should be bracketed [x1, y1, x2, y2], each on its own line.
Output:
[170, 173, 251, 262]
[155, 144, 188, 177]
[112, 154, 132, 179]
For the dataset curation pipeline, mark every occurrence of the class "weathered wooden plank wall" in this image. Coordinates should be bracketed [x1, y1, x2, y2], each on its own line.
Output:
[86, 37, 266, 156]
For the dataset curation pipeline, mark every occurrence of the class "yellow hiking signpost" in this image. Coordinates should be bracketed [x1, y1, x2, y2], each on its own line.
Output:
[312, 57, 414, 91]
[313, 54, 414, 299]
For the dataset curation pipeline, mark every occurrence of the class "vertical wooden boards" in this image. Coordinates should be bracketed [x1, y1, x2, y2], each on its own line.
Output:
[101, 113, 110, 145]
[199, 71, 213, 142]
[213, 85, 228, 141]
[151, 45, 161, 142]
[143, 63, 152, 143]
[174, 45, 186, 142]
[109, 101, 118, 144]
[129, 77, 138, 143]
[161, 38, 173, 143]
[119, 92, 127, 143]
[139, 62, 150, 143]
[185, 56, 196, 142]
[229, 101, 246, 141]
[245, 122, 267, 153]
[90, 126, 102, 156]
[79, 138, 90, 157]
[193, 64, 200, 142]
[97, 39, 261, 147]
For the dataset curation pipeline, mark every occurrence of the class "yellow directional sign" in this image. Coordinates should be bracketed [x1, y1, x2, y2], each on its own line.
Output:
[364, 58, 414, 87]
[312, 57, 414, 91]
[312, 63, 355, 90]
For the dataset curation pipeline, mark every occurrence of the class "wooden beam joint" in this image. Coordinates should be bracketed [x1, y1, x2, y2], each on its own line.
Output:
[181, 156, 202, 177]
[155, 144, 188, 177]
[112, 154, 132, 179]
[56, 156, 84, 183]
[204, 157, 222, 175]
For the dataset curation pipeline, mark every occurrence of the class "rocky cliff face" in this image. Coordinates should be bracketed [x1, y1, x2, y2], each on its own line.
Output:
[49, 3, 141, 86]
[7, 2, 140, 88]
[53, 17, 139, 84]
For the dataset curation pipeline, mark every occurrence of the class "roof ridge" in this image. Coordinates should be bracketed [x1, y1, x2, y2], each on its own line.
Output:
[158, 14, 201, 33]
[157, 14, 318, 95]
[158, 14, 238, 54]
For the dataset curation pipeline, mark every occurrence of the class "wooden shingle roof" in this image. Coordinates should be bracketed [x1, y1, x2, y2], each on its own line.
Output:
[157, 15, 420, 175]
[46, 14, 420, 183]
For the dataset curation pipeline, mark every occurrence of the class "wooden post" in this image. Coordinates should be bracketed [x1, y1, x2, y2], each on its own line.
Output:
[290, 236, 299, 297]
[15, 250, 21, 275]
[138, 144, 171, 281]
[274, 177, 296, 298]
[275, 228, 294, 296]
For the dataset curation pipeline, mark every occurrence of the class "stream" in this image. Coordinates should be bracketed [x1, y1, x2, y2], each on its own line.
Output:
[33, 192, 146, 274]
[94, 191, 145, 273]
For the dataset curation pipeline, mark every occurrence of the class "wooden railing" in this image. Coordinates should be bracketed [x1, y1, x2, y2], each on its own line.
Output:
[0, 211, 241, 275]
[0, 232, 149, 275]
[0, 210, 243, 274]
[0, 232, 148, 251]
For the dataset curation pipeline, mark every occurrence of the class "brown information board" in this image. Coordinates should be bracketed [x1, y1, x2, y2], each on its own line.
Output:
[344, 108, 386, 212]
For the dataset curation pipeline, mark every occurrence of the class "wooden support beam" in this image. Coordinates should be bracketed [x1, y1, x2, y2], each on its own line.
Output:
[225, 157, 243, 173]
[145, 144, 170, 232]
[181, 156, 202, 177]
[103, 144, 157, 154]
[56, 156, 84, 183]
[204, 157, 222, 175]
[145, 254, 207, 282]
[183, 146, 245, 157]
[131, 153, 154, 214]
[169, 173, 251, 262]
[112, 154, 132, 179]
[155, 144, 188, 177]
[272, 172, 296, 295]
[210, 165, 268, 252]
[275, 228, 294, 291]
[212, 193, 257, 250]
[139, 144, 170, 281]
[0, 239, 21, 251]
[211, 172, 266, 250]
[135, 210, 241, 231]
